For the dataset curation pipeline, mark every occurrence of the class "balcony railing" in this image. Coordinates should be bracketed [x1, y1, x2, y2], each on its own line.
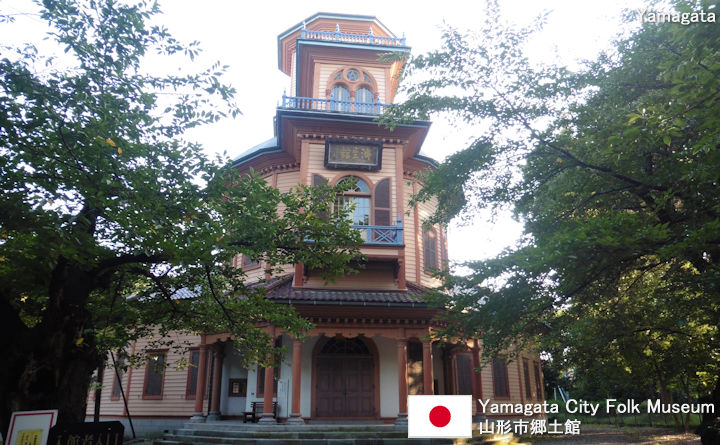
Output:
[281, 93, 389, 115]
[300, 27, 406, 47]
[305, 220, 403, 246]
[353, 218, 403, 246]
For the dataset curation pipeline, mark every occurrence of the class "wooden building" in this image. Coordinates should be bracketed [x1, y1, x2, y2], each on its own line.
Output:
[88, 13, 544, 427]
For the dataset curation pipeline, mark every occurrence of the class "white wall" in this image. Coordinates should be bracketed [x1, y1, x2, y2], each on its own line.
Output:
[299, 336, 320, 418]
[375, 336, 399, 417]
[220, 343, 248, 415]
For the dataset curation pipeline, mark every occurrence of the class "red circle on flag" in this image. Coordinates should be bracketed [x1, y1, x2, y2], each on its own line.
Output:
[429, 405, 451, 427]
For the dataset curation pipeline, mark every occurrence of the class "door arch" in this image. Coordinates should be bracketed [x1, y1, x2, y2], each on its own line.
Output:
[312, 336, 379, 418]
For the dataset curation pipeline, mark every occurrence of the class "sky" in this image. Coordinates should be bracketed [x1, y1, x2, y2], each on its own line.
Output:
[2, 0, 643, 264]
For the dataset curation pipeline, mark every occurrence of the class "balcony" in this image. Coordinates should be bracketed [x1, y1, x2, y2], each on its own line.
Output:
[300, 27, 406, 47]
[280, 94, 390, 116]
[306, 220, 403, 247]
[353, 221, 403, 247]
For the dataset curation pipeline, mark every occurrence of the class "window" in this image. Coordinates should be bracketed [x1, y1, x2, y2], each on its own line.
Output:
[330, 85, 350, 111]
[455, 354, 473, 395]
[327, 68, 377, 113]
[492, 357, 510, 398]
[534, 361, 543, 399]
[424, 229, 438, 271]
[229, 378, 247, 397]
[356, 87, 374, 113]
[110, 354, 127, 400]
[186, 349, 200, 399]
[143, 351, 166, 399]
[242, 254, 259, 270]
[523, 359, 532, 399]
[335, 177, 371, 226]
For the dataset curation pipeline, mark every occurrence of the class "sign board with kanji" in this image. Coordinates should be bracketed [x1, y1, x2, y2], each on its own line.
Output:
[47, 421, 124, 445]
[324, 138, 382, 171]
[6, 410, 58, 445]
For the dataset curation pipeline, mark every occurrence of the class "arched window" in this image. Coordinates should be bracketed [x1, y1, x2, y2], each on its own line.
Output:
[330, 84, 350, 111]
[327, 68, 378, 113]
[335, 176, 370, 226]
[356, 87, 374, 113]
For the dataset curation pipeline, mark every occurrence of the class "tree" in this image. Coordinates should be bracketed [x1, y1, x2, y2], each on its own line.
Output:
[0, 0, 361, 432]
[383, 0, 720, 440]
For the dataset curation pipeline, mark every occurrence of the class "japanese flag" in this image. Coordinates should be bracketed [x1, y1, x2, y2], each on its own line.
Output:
[408, 395, 472, 438]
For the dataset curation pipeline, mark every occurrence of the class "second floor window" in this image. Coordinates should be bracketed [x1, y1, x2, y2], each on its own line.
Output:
[356, 87, 374, 113]
[330, 85, 350, 111]
[335, 177, 370, 226]
[424, 229, 438, 270]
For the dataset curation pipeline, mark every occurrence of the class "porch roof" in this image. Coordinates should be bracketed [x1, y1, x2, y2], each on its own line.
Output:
[261, 274, 430, 307]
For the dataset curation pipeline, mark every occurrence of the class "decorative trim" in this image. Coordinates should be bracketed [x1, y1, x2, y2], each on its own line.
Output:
[256, 162, 300, 177]
[299, 133, 405, 145]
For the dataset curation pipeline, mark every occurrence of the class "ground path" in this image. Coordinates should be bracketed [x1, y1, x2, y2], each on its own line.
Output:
[529, 425, 699, 444]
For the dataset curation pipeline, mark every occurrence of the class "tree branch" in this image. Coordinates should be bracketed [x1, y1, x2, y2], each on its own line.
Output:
[96, 253, 169, 272]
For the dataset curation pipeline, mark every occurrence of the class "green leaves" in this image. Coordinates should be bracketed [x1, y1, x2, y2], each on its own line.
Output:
[393, 0, 720, 406]
[0, 0, 361, 398]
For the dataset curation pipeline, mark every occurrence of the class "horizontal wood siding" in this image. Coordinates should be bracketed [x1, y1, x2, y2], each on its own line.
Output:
[305, 263, 396, 289]
[275, 171, 300, 193]
[87, 332, 202, 418]
[316, 63, 342, 98]
[306, 142, 397, 221]
[403, 183, 417, 284]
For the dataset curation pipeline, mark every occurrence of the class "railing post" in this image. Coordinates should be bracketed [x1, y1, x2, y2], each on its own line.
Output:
[334, 24, 340, 41]
[396, 217, 403, 244]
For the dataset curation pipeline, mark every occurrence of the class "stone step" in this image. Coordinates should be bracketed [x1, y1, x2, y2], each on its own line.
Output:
[155, 421, 497, 445]
[182, 424, 405, 433]
[174, 430, 408, 439]
[154, 438, 467, 445]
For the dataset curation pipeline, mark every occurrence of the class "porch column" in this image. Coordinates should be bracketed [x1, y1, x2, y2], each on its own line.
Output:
[257, 358, 276, 424]
[207, 343, 224, 421]
[472, 342, 484, 420]
[395, 338, 408, 425]
[190, 344, 209, 422]
[258, 327, 277, 424]
[286, 339, 304, 424]
[422, 340, 434, 395]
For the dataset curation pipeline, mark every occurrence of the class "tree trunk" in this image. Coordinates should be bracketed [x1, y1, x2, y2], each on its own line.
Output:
[0, 260, 102, 435]
[698, 370, 720, 445]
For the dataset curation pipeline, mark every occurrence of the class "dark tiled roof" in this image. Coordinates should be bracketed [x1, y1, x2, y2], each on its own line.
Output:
[262, 274, 429, 307]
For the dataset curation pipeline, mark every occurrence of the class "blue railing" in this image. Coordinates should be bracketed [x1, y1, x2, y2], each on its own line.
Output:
[300, 27, 406, 47]
[304, 219, 403, 246]
[281, 93, 389, 115]
[353, 218, 403, 246]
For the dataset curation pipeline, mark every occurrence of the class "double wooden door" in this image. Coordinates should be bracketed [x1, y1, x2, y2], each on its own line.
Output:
[316, 354, 374, 417]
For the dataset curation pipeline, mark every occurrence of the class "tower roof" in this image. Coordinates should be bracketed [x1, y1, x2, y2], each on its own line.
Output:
[277, 12, 406, 75]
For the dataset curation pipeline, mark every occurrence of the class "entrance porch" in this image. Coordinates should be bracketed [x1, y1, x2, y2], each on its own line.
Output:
[190, 325, 483, 425]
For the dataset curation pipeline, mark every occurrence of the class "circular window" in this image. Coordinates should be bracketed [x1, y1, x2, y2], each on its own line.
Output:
[346, 69, 359, 81]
